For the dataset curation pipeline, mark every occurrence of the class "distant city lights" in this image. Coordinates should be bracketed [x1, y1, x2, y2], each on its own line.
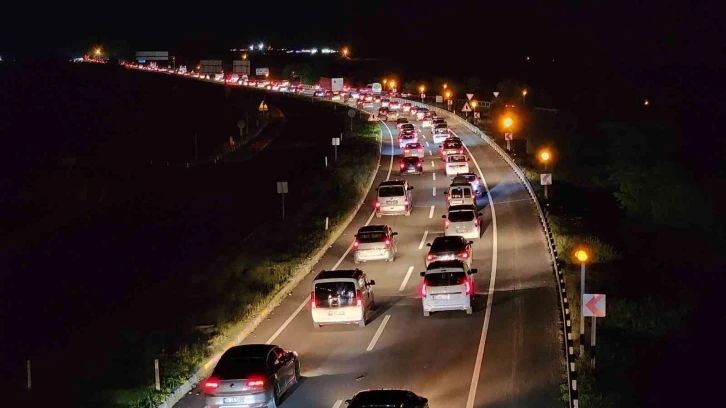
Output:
[230, 44, 345, 55]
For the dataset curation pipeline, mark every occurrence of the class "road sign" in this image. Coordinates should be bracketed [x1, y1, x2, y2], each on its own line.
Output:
[493, 91, 500, 97]
[540, 173, 552, 185]
[276, 181, 288, 194]
[474, 112, 480, 119]
[461, 102, 472, 112]
[256, 68, 269, 75]
[420, 93, 426, 98]
[447, 99, 453, 105]
[504, 132, 513, 141]
[332, 137, 340, 146]
[347, 109, 356, 118]
[466, 93, 474, 100]
[436, 96, 443, 103]
[258, 101, 268, 112]
[583, 294, 606, 317]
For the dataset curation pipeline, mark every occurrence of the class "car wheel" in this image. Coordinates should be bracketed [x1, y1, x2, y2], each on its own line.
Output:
[312, 322, 321, 329]
[294, 361, 301, 383]
[273, 382, 281, 407]
[423, 310, 430, 317]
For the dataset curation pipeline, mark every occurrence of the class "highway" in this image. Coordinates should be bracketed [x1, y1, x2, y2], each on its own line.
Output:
[173, 97, 563, 407]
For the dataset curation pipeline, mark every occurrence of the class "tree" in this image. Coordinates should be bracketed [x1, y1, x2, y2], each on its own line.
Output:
[281, 63, 318, 84]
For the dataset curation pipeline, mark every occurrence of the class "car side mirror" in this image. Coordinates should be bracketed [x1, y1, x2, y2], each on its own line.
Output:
[468, 241, 474, 245]
[470, 268, 478, 274]
[426, 243, 432, 247]
[408, 186, 414, 190]
[443, 191, 449, 195]
[419, 271, 426, 277]
[467, 158, 471, 161]
[478, 212, 482, 216]
[392, 232, 398, 236]
[345, 400, 352, 405]
[369, 280, 376, 286]
[441, 215, 447, 219]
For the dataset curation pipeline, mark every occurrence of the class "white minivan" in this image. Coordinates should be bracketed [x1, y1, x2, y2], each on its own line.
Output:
[444, 177, 475, 207]
[311, 269, 376, 328]
[420, 260, 477, 316]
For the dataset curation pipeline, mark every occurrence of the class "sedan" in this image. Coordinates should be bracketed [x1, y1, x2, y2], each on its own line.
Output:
[389, 101, 401, 110]
[425, 235, 474, 267]
[403, 142, 425, 158]
[204, 344, 300, 408]
[400, 156, 424, 175]
[346, 389, 429, 408]
[401, 102, 412, 112]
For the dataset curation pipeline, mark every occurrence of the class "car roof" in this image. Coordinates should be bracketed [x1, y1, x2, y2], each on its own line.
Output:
[379, 180, 406, 186]
[431, 236, 466, 246]
[449, 204, 477, 212]
[426, 260, 468, 272]
[314, 269, 364, 280]
[358, 225, 387, 233]
[222, 344, 276, 359]
[350, 389, 424, 405]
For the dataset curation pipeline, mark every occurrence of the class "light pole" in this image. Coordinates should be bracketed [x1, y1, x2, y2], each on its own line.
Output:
[540, 150, 550, 199]
[502, 116, 513, 151]
[471, 100, 478, 123]
[445, 90, 452, 111]
[522, 89, 528, 105]
[575, 249, 589, 356]
[419, 85, 425, 103]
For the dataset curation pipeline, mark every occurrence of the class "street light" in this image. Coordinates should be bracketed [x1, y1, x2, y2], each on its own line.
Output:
[574, 248, 590, 356]
[419, 85, 425, 103]
[522, 89, 528, 105]
[242, 53, 247, 60]
[443, 83, 448, 89]
[503, 116, 513, 128]
[471, 100, 478, 109]
[389, 80, 396, 90]
[342, 47, 349, 57]
[540, 149, 552, 199]
[94, 48, 101, 57]
[265, 72, 269, 78]
[383, 79, 388, 87]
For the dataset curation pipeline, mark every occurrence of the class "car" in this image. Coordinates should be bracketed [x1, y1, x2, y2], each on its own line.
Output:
[345, 389, 430, 408]
[373, 95, 382, 103]
[432, 123, 450, 142]
[387, 110, 400, 121]
[457, 172, 484, 197]
[396, 117, 410, 130]
[311, 269, 375, 328]
[378, 107, 389, 117]
[432, 118, 446, 127]
[356, 99, 365, 108]
[416, 108, 429, 120]
[403, 142, 425, 158]
[444, 177, 476, 207]
[331, 91, 342, 100]
[409, 106, 419, 115]
[400, 156, 424, 175]
[401, 102, 412, 112]
[314, 90, 326, 97]
[364, 94, 373, 102]
[421, 115, 433, 128]
[203, 344, 301, 408]
[375, 179, 413, 217]
[399, 123, 415, 134]
[363, 99, 375, 108]
[420, 260, 477, 316]
[440, 139, 465, 160]
[381, 99, 390, 108]
[389, 101, 401, 110]
[353, 225, 398, 263]
[445, 154, 470, 176]
[442, 204, 481, 239]
[398, 132, 418, 149]
[425, 236, 474, 268]
[324, 90, 333, 98]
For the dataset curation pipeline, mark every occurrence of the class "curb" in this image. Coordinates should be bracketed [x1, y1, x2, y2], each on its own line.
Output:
[157, 104, 382, 408]
[393, 98, 577, 408]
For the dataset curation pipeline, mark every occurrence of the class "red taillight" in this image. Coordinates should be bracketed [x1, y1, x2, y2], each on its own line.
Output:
[421, 282, 427, 297]
[400, 162, 405, 168]
[353, 240, 360, 250]
[427, 254, 434, 260]
[460, 251, 469, 258]
[204, 378, 220, 392]
[459, 149, 464, 154]
[374, 201, 380, 208]
[473, 218, 479, 226]
[465, 279, 472, 295]
[311, 291, 316, 308]
[356, 290, 363, 306]
[404, 199, 409, 205]
[384, 239, 391, 248]
[444, 220, 450, 228]
[404, 148, 410, 152]
[417, 162, 422, 167]
[246, 380, 264, 388]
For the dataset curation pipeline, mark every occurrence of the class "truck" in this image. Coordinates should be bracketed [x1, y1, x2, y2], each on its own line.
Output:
[319, 77, 344, 92]
[199, 60, 223, 74]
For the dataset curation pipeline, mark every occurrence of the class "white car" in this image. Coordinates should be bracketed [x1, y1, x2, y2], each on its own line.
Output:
[403, 142, 425, 158]
[442, 205, 482, 240]
[311, 269, 376, 328]
[381, 99, 390, 108]
[420, 260, 477, 316]
[445, 154, 470, 176]
[422, 116, 433, 128]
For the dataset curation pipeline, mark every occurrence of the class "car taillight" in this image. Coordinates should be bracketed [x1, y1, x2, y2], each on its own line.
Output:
[460, 250, 469, 258]
[427, 254, 434, 260]
[459, 149, 464, 154]
[384, 239, 391, 249]
[374, 201, 380, 208]
[353, 240, 360, 250]
[246, 380, 265, 388]
[465, 279, 472, 295]
[417, 162, 422, 167]
[444, 220, 450, 228]
[421, 282, 427, 297]
[204, 378, 220, 392]
[356, 290, 363, 306]
[404, 199, 409, 205]
[400, 162, 405, 168]
[311, 291, 317, 308]
[473, 218, 479, 226]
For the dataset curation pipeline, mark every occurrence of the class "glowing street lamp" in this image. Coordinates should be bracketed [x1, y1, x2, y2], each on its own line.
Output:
[443, 83, 448, 90]
[522, 89, 528, 104]
[539, 149, 552, 199]
[574, 248, 590, 355]
[94, 48, 101, 57]
[342, 47, 349, 57]
[383, 79, 388, 86]
[265, 72, 269, 78]
[419, 85, 425, 103]
[471, 100, 478, 109]
[389, 80, 396, 90]
[503, 116, 513, 128]
[242, 53, 247, 60]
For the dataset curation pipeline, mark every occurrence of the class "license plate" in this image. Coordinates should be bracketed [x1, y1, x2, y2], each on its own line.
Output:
[223, 397, 242, 403]
[439, 255, 455, 260]
[434, 294, 450, 300]
[328, 310, 345, 316]
[386, 200, 396, 205]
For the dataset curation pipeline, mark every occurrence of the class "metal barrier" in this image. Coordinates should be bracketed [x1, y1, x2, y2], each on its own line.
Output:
[393, 98, 577, 408]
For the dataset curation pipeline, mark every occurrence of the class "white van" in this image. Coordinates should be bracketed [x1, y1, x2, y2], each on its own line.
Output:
[375, 180, 414, 217]
[311, 269, 376, 328]
[420, 260, 477, 316]
[444, 177, 475, 207]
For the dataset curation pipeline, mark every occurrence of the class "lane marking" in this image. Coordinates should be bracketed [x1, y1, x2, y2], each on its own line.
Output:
[448, 128, 499, 408]
[418, 230, 429, 249]
[267, 209, 376, 344]
[493, 198, 532, 205]
[428, 149, 432, 156]
[332, 400, 343, 408]
[431, 160, 435, 168]
[366, 314, 391, 351]
[432, 172, 436, 181]
[429, 205, 435, 218]
[432, 187, 436, 196]
[379, 120, 396, 181]
[399, 266, 415, 291]
[425, 141, 429, 147]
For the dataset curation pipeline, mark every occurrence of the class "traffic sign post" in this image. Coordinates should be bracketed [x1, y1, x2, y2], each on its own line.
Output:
[540, 173, 552, 199]
[276, 181, 288, 220]
[504, 132, 513, 151]
[583, 294, 606, 368]
[466, 93, 474, 101]
[420, 93, 426, 103]
[474, 112, 480, 119]
[461, 102, 472, 117]
[332, 137, 341, 162]
[348, 109, 356, 130]
[493, 91, 499, 98]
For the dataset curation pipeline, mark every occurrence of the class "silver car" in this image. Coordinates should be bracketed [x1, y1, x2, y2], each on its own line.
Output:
[420, 260, 478, 316]
[442, 205, 482, 239]
[353, 225, 398, 263]
[203, 344, 300, 408]
[425, 235, 474, 268]
[375, 180, 414, 217]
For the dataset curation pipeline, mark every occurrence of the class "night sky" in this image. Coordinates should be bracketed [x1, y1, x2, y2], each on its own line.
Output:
[3, 1, 724, 72]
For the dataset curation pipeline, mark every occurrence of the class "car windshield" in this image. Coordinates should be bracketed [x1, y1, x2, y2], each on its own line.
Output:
[314, 281, 357, 307]
[358, 231, 386, 242]
[425, 271, 467, 286]
[378, 185, 405, 197]
[430, 237, 465, 251]
[450, 187, 472, 198]
[448, 210, 475, 222]
[448, 155, 467, 163]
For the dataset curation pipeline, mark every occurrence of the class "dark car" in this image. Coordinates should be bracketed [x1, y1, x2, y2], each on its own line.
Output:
[400, 156, 424, 175]
[203, 344, 300, 408]
[346, 389, 429, 408]
[425, 235, 474, 267]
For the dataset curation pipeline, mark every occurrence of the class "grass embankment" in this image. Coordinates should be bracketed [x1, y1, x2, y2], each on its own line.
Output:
[109, 106, 380, 408]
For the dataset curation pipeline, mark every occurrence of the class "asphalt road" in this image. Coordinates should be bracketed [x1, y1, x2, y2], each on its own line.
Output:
[174, 99, 562, 408]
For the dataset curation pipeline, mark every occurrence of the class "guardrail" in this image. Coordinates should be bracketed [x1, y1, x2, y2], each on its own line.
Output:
[394, 98, 577, 408]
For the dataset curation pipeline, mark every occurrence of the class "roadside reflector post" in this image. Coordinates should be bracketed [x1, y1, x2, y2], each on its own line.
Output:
[26, 359, 31, 391]
[325, 217, 329, 231]
[154, 359, 160, 391]
[276, 182, 289, 220]
[332, 137, 341, 162]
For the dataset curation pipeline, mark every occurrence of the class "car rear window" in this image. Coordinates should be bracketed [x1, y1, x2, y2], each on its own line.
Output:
[402, 123, 414, 129]
[449, 210, 475, 222]
[430, 237, 464, 251]
[314, 281, 356, 306]
[448, 155, 467, 162]
[358, 232, 386, 242]
[378, 185, 405, 197]
[444, 141, 461, 148]
[450, 187, 472, 198]
[214, 356, 266, 379]
[425, 271, 467, 286]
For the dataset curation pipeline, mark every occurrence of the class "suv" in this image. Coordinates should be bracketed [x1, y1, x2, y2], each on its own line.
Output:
[353, 225, 398, 263]
[420, 260, 477, 316]
[425, 236, 474, 267]
[432, 124, 450, 143]
[440, 139, 464, 160]
[458, 172, 484, 197]
[311, 269, 376, 328]
[346, 389, 429, 408]
[442, 205, 482, 239]
[375, 180, 414, 217]
[445, 154, 470, 176]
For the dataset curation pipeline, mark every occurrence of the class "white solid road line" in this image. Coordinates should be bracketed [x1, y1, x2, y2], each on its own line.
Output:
[332, 400, 344, 408]
[449, 129, 499, 408]
[429, 205, 435, 218]
[379, 120, 395, 181]
[432, 187, 436, 196]
[366, 314, 391, 351]
[418, 230, 429, 249]
[399, 266, 415, 291]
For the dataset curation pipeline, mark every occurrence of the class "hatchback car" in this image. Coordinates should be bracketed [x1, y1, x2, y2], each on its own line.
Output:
[422, 114, 434, 128]
[311, 269, 376, 328]
[378, 107, 389, 117]
[353, 225, 398, 263]
[403, 142, 425, 158]
[445, 154, 470, 176]
[432, 123, 450, 143]
[389, 101, 401, 110]
[375, 180, 414, 217]
[203, 344, 300, 408]
[442, 205, 482, 239]
[415, 108, 429, 120]
[400, 156, 424, 175]
[420, 260, 477, 316]
[381, 99, 391, 108]
[396, 117, 410, 130]
[346, 389, 429, 408]
[440, 139, 465, 160]
[425, 236, 474, 267]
